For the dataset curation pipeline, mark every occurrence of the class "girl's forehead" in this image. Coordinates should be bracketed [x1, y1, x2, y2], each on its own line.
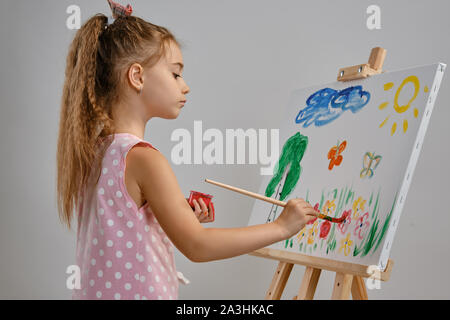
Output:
[164, 41, 183, 63]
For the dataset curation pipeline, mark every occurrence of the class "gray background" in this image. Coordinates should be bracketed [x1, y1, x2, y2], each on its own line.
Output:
[1, 0, 449, 299]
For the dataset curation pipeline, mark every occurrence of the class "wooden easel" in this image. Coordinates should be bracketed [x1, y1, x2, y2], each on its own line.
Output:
[249, 47, 394, 300]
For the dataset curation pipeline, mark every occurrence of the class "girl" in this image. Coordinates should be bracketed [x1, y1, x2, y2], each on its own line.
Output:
[57, 8, 317, 300]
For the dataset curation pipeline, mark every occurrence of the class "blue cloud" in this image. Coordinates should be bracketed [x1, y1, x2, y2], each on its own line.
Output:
[295, 86, 371, 127]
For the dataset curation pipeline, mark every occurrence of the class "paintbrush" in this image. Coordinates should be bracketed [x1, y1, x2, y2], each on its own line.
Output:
[205, 178, 347, 223]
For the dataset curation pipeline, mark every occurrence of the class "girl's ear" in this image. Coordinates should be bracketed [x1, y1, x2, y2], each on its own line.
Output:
[128, 63, 144, 92]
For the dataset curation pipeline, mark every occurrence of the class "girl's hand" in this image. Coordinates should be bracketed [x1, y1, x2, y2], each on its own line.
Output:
[274, 198, 318, 239]
[186, 198, 214, 223]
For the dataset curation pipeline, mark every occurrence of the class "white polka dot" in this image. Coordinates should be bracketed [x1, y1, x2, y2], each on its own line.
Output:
[126, 202, 132, 208]
[134, 273, 140, 280]
[98, 188, 104, 195]
[116, 210, 123, 217]
[155, 275, 160, 282]
[107, 199, 114, 206]
[127, 221, 134, 228]
[160, 265, 165, 273]
[108, 179, 114, 186]
[91, 259, 96, 266]
[121, 143, 129, 147]
[158, 246, 162, 253]
[145, 245, 150, 252]
[114, 293, 121, 300]
[107, 219, 114, 227]
[110, 149, 116, 155]
[125, 283, 132, 290]
[99, 228, 104, 236]
[106, 260, 112, 268]
[134, 294, 140, 300]
[119, 171, 123, 178]
[113, 159, 119, 166]
[151, 235, 156, 243]
[142, 296, 148, 300]
[107, 240, 113, 247]
[97, 270, 103, 277]
[157, 296, 162, 300]
[153, 255, 158, 263]
[163, 237, 169, 244]
[92, 238, 98, 245]
[148, 286, 154, 293]
[116, 191, 122, 198]
[115, 272, 122, 279]
[116, 230, 123, 238]
[158, 227, 163, 233]
[163, 286, 167, 292]
[96, 291, 102, 298]
[102, 167, 108, 174]
[137, 213, 143, 220]
[105, 281, 111, 289]
[144, 225, 150, 232]
[136, 233, 142, 241]
[89, 279, 95, 286]
[147, 265, 152, 272]
[99, 249, 104, 256]
[140, 275, 146, 283]
[99, 208, 105, 215]
[125, 262, 132, 270]
[126, 241, 133, 249]
[116, 251, 123, 258]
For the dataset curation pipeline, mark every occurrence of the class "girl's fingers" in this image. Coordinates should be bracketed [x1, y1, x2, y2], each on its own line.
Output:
[198, 198, 208, 216]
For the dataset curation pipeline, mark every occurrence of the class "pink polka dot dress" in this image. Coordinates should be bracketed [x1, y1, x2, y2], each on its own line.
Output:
[72, 133, 184, 300]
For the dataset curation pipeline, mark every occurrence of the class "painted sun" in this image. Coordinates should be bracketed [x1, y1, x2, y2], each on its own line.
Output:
[378, 75, 428, 136]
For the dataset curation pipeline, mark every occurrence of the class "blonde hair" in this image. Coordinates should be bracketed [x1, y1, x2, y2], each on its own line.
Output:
[57, 13, 181, 230]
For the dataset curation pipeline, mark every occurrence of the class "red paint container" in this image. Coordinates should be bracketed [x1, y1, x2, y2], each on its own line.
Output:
[188, 190, 214, 221]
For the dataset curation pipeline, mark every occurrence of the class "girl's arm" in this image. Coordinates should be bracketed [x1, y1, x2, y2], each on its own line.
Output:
[128, 145, 315, 262]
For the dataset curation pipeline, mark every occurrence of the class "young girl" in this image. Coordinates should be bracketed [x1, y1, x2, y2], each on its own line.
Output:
[57, 8, 317, 300]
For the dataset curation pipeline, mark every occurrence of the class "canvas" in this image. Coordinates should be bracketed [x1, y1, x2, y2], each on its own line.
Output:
[248, 63, 446, 269]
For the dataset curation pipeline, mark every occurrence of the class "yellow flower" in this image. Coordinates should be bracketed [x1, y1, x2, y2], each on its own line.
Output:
[338, 233, 353, 256]
[307, 221, 319, 244]
[296, 226, 307, 242]
[322, 199, 336, 217]
[352, 196, 366, 219]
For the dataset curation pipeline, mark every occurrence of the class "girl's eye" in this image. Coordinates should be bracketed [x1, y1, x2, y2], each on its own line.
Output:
[173, 73, 181, 79]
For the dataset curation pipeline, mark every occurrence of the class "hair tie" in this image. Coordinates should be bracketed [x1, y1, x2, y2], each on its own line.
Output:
[105, 0, 133, 28]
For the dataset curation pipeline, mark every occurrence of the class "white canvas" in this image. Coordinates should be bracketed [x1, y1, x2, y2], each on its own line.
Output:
[248, 63, 446, 269]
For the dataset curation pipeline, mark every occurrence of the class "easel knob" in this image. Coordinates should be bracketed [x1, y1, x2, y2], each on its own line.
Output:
[337, 47, 386, 82]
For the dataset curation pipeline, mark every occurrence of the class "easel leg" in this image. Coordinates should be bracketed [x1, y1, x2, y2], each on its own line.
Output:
[295, 267, 321, 300]
[331, 273, 353, 299]
[351, 276, 368, 300]
[265, 262, 293, 299]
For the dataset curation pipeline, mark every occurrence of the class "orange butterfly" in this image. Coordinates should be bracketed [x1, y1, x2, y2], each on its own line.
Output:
[327, 140, 347, 170]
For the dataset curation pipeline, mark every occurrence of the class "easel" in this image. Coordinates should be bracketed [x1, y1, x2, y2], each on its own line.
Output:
[249, 47, 394, 300]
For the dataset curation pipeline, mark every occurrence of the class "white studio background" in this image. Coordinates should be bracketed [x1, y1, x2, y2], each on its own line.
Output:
[1, 0, 449, 299]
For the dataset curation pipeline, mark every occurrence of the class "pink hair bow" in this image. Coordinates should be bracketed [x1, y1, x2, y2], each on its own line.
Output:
[107, 0, 133, 19]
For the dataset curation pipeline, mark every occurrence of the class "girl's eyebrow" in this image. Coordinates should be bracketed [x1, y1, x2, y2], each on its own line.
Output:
[172, 62, 184, 70]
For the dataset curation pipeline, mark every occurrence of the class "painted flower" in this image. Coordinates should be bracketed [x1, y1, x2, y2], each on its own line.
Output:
[338, 233, 353, 256]
[296, 227, 307, 242]
[307, 220, 319, 244]
[353, 212, 370, 240]
[352, 196, 367, 219]
[322, 199, 336, 217]
[319, 220, 331, 239]
[337, 209, 352, 234]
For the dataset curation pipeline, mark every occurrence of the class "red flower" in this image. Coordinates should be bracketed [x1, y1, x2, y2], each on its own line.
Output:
[319, 220, 331, 239]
